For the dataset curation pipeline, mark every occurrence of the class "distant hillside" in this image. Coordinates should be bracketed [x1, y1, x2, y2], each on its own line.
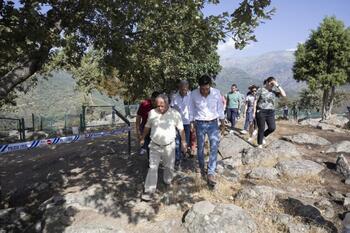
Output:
[0, 71, 125, 121]
[214, 67, 254, 94]
[216, 50, 306, 97]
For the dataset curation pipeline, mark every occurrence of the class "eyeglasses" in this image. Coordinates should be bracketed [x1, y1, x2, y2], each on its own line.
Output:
[252, 90, 257, 92]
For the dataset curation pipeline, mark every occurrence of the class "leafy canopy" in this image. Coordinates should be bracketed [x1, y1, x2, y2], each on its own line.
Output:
[293, 16, 350, 90]
[0, 0, 275, 104]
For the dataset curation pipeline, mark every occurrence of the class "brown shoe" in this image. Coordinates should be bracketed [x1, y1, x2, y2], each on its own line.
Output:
[207, 174, 217, 186]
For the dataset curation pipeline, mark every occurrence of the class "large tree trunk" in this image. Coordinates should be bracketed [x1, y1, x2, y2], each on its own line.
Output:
[321, 89, 330, 121]
[0, 43, 51, 101]
[0, 59, 42, 100]
[321, 86, 336, 121]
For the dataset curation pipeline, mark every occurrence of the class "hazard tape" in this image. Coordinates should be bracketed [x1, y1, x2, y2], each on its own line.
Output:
[0, 126, 131, 154]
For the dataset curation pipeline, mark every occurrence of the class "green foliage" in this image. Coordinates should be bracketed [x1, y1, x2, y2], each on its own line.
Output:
[293, 16, 350, 119]
[297, 88, 347, 111]
[297, 89, 322, 111]
[0, 0, 275, 104]
[293, 16, 350, 89]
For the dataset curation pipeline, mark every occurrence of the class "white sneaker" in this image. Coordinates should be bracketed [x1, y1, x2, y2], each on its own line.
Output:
[262, 139, 267, 145]
[140, 148, 147, 155]
[257, 145, 263, 149]
[252, 130, 257, 137]
[229, 130, 234, 135]
[241, 130, 248, 135]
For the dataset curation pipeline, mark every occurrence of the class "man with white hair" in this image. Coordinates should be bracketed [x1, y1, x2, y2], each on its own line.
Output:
[140, 94, 187, 201]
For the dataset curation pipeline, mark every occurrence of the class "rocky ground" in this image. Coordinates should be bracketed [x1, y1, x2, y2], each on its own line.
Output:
[1, 119, 350, 233]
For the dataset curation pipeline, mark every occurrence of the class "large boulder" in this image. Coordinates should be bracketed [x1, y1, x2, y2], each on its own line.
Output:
[282, 133, 331, 146]
[267, 140, 303, 159]
[184, 201, 257, 233]
[241, 148, 278, 166]
[326, 141, 350, 154]
[279, 196, 337, 232]
[217, 156, 242, 169]
[219, 134, 252, 159]
[336, 154, 350, 178]
[248, 167, 279, 180]
[276, 160, 324, 178]
[235, 185, 285, 207]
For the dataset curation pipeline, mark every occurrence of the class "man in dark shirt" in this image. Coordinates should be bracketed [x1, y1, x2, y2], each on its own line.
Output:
[136, 91, 160, 155]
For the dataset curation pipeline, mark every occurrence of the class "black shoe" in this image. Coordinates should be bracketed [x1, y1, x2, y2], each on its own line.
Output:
[175, 160, 181, 171]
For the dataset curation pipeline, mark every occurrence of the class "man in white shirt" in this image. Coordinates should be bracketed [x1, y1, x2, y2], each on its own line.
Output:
[171, 80, 191, 170]
[140, 94, 187, 200]
[189, 75, 225, 187]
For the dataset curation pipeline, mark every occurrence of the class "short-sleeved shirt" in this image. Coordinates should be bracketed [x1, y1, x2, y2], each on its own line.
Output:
[226, 92, 241, 109]
[137, 99, 152, 128]
[256, 87, 281, 110]
[245, 94, 256, 108]
[145, 108, 184, 145]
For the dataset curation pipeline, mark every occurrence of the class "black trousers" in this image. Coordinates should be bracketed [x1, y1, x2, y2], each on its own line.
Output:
[256, 109, 276, 145]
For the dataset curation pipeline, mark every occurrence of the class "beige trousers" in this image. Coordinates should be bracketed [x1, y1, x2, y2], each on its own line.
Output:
[144, 141, 175, 193]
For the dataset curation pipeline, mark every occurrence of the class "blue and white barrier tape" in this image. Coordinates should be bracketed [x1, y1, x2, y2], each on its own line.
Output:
[0, 126, 131, 154]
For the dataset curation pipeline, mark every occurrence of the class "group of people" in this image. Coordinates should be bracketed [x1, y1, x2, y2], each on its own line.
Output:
[135, 74, 286, 201]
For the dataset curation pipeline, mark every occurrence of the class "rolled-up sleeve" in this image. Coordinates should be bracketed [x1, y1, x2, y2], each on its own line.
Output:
[189, 92, 195, 122]
[175, 111, 184, 131]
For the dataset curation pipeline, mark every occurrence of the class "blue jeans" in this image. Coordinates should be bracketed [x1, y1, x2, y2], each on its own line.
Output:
[244, 107, 255, 130]
[228, 108, 239, 130]
[195, 120, 220, 175]
[175, 124, 191, 163]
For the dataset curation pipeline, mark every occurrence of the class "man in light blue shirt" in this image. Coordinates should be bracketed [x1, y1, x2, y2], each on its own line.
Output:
[226, 84, 241, 133]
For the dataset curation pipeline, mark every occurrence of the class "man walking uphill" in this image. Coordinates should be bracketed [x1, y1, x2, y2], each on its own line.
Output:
[171, 80, 191, 170]
[226, 84, 241, 133]
[189, 75, 225, 187]
[140, 94, 187, 201]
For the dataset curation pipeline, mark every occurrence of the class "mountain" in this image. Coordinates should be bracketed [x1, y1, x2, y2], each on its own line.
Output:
[214, 67, 255, 94]
[0, 71, 125, 122]
[216, 50, 306, 97]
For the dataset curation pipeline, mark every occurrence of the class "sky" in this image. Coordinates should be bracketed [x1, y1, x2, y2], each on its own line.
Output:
[202, 0, 350, 59]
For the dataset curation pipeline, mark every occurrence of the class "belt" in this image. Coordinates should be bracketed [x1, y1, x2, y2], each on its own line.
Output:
[195, 118, 217, 123]
[151, 141, 174, 147]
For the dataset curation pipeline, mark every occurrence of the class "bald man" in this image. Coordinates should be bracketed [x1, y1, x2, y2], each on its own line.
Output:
[140, 94, 187, 201]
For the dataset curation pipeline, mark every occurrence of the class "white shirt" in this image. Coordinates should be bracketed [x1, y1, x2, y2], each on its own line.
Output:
[145, 108, 184, 145]
[189, 87, 225, 121]
[171, 91, 191, 125]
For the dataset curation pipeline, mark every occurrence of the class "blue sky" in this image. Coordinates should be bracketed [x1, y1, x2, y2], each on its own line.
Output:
[203, 0, 350, 59]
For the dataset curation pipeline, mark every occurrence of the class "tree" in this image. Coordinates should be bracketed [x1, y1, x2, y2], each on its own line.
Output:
[293, 17, 350, 120]
[1, 0, 275, 105]
[297, 88, 321, 112]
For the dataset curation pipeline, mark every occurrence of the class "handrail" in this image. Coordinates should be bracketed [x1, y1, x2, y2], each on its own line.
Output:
[112, 106, 131, 155]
